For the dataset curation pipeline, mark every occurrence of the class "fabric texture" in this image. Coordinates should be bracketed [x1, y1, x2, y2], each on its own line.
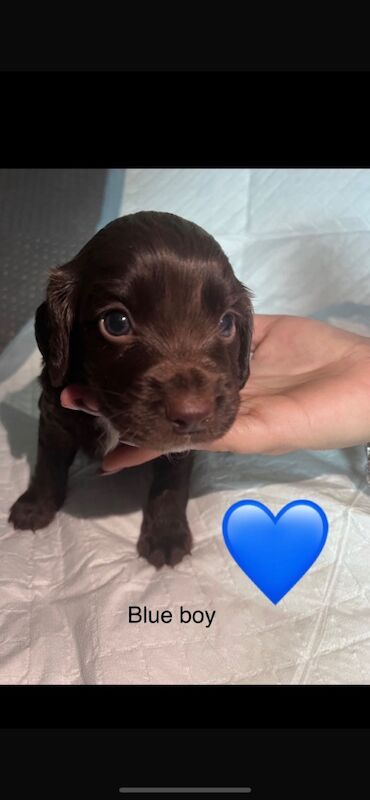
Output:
[1, 168, 370, 684]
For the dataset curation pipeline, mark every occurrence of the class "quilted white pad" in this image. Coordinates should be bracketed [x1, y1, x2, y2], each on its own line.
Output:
[1, 169, 370, 684]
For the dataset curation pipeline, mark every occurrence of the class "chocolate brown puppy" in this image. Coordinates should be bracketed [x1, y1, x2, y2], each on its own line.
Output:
[9, 211, 253, 567]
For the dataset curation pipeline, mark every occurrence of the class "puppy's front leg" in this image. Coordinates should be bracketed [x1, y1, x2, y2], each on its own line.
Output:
[138, 453, 194, 568]
[9, 396, 77, 532]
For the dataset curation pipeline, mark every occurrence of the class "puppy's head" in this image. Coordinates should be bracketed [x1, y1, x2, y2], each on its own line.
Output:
[36, 211, 253, 450]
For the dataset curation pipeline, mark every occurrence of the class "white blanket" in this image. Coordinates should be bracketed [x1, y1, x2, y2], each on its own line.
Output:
[1, 168, 370, 684]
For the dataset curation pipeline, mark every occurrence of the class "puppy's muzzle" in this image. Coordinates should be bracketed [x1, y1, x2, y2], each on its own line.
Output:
[164, 392, 213, 434]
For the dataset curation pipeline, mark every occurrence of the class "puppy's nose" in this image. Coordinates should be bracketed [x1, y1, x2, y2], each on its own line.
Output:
[165, 395, 213, 433]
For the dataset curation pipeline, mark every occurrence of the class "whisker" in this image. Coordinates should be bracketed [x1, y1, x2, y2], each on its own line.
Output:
[86, 382, 126, 400]
[96, 387, 127, 398]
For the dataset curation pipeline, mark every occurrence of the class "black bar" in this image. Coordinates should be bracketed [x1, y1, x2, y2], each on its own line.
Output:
[1, 685, 370, 730]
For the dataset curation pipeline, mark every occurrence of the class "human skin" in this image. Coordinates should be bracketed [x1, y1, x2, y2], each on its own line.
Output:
[60, 314, 370, 471]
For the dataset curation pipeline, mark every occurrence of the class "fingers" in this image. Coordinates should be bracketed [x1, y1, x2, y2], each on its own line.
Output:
[99, 414, 281, 473]
[101, 444, 163, 472]
[60, 384, 100, 416]
[100, 397, 293, 473]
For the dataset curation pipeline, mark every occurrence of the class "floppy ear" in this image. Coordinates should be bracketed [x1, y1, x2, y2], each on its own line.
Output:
[35, 263, 78, 388]
[34, 300, 50, 362]
[234, 285, 254, 389]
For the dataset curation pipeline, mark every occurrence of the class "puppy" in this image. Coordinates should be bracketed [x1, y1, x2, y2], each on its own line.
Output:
[9, 211, 253, 567]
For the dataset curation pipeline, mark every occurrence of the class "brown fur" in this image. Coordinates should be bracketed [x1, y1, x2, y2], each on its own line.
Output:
[9, 211, 253, 567]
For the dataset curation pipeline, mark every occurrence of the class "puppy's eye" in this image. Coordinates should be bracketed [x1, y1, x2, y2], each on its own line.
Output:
[100, 310, 132, 338]
[218, 313, 235, 337]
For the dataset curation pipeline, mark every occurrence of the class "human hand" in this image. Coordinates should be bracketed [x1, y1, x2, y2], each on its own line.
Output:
[61, 315, 370, 471]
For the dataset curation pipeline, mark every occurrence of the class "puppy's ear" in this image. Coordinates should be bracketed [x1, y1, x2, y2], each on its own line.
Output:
[35, 263, 78, 388]
[234, 284, 254, 389]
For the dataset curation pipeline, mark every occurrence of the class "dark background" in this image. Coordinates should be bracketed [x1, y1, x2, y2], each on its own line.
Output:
[0, 169, 107, 352]
[1, 727, 367, 798]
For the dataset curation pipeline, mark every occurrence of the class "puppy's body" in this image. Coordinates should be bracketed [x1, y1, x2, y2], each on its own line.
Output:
[9, 212, 253, 567]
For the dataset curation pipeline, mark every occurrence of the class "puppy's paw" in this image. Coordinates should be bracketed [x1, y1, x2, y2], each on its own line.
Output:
[9, 489, 57, 532]
[138, 515, 192, 568]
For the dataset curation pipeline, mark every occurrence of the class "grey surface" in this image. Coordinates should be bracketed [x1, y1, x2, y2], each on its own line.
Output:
[0, 169, 107, 352]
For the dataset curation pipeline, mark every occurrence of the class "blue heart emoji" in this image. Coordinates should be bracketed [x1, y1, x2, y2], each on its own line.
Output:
[222, 499, 328, 604]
